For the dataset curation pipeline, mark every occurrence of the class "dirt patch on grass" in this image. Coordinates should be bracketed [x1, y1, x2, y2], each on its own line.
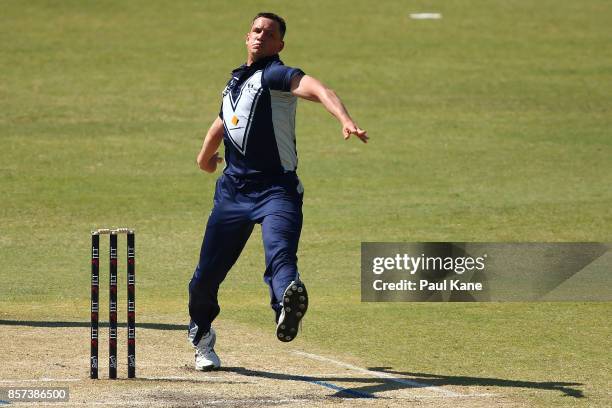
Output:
[0, 319, 515, 407]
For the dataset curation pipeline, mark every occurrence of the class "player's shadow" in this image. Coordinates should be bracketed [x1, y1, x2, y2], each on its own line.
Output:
[223, 366, 584, 399]
[0, 320, 584, 399]
[221, 366, 376, 399]
[368, 367, 583, 398]
[0, 319, 185, 331]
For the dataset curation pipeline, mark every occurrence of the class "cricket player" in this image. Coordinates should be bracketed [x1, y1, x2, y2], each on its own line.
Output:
[188, 12, 368, 371]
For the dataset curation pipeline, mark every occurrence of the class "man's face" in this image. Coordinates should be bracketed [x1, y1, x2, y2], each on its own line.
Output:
[246, 17, 284, 62]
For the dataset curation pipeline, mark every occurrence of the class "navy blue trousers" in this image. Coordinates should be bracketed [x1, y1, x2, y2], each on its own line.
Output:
[188, 172, 303, 343]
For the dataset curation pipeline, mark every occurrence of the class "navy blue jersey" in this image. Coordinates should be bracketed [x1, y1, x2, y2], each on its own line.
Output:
[219, 55, 304, 180]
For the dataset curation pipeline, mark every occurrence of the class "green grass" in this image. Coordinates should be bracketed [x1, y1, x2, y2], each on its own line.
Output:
[1, 1, 611, 406]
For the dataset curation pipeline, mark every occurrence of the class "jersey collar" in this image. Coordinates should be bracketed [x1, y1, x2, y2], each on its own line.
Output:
[233, 54, 281, 74]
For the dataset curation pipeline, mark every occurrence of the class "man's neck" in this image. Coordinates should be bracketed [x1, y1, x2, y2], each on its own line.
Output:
[246, 54, 277, 66]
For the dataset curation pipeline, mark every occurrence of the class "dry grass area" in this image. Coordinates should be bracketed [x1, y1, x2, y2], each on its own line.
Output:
[0, 319, 517, 407]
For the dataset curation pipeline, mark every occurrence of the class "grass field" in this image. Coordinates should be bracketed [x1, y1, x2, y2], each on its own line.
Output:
[1, 1, 611, 406]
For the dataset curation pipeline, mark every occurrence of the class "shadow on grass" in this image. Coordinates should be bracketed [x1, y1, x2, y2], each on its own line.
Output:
[0, 319, 185, 331]
[0, 320, 584, 399]
[368, 367, 583, 398]
[222, 365, 584, 399]
[222, 366, 376, 399]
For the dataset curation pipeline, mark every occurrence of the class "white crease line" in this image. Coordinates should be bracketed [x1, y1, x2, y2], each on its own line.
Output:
[292, 351, 461, 397]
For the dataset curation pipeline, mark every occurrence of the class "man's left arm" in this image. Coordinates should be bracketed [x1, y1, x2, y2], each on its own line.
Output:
[290, 74, 368, 143]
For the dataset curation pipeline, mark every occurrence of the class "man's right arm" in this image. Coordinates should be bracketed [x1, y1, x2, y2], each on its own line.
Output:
[290, 74, 368, 143]
[196, 117, 224, 173]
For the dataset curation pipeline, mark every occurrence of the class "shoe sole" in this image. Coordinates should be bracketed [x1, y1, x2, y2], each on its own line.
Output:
[276, 281, 308, 342]
[196, 364, 220, 372]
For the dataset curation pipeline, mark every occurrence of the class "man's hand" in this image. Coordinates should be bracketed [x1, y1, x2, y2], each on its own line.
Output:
[196, 117, 225, 173]
[342, 121, 368, 143]
[198, 152, 223, 173]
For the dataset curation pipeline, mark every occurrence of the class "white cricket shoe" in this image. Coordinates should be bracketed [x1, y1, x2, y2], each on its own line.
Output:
[193, 327, 221, 371]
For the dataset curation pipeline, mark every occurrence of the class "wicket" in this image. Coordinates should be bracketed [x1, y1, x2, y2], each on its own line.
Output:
[90, 228, 136, 379]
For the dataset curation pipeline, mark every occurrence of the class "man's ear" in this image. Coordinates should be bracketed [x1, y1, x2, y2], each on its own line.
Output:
[278, 40, 285, 53]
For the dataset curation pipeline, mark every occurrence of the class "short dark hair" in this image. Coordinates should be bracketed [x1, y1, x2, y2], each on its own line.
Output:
[252, 12, 286, 39]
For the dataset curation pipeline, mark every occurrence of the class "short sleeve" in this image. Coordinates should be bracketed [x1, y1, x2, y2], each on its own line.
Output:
[219, 79, 232, 119]
[265, 65, 305, 92]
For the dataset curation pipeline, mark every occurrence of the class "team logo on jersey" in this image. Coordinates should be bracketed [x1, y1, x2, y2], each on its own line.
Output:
[222, 70, 263, 155]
